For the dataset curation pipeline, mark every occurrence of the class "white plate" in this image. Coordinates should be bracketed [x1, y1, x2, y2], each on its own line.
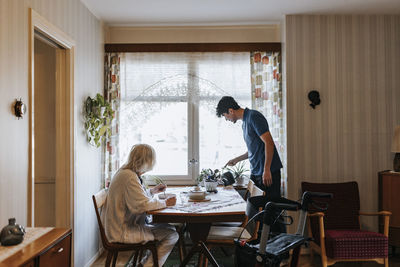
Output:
[158, 193, 176, 199]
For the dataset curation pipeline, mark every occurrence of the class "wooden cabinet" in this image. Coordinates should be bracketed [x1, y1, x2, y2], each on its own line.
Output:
[0, 228, 71, 267]
[379, 171, 400, 248]
[37, 232, 71, 266]
[20, 260, 35, 267]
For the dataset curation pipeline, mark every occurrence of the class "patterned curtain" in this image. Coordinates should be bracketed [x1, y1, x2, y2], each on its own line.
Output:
[250, 52, 287, 196]
[103, 53, 121, 188]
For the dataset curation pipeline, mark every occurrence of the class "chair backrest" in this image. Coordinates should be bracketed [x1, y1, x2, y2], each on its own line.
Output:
[244, 179, 264, 200]
[250, 183, 264, 198]
[245, 182, 265, 240]
[92, 189, 112, 249]
[301, 181, 360, 230]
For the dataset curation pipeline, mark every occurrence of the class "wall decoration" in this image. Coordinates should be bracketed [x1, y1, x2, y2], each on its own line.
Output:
[84, 93, 114, 148]
[13, 98, 26, 119]
[308, 90, 321, 109]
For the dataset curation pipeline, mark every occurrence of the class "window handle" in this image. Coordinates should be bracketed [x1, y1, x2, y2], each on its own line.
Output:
[189, 159, 198, 165]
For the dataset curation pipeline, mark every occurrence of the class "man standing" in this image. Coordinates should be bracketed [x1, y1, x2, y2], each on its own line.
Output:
[216, 96, 284, 233]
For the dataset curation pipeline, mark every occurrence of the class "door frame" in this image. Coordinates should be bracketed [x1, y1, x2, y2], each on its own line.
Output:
[28, 8, 75, 229]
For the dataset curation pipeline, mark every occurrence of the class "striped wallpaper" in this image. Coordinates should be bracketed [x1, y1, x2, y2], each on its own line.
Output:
[0, 0, 104, 266]
[286, 15, 400, 230]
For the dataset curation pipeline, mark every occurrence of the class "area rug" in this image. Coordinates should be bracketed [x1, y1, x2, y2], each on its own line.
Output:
[124, 244, 235, 267]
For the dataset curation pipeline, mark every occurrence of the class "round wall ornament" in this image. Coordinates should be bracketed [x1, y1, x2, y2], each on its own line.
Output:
[14, 98, 26, 119]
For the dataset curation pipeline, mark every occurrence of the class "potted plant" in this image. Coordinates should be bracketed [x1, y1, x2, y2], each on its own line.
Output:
[227, 161, 249, 185]
[198, 169, 220, 192]
[84, 93, 114, 147]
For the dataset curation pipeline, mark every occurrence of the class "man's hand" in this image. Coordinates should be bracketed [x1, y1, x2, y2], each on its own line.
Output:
[150, 183, 166, 195]
[224, 158, 238, 167]
[165, 196, 176, 206]
[263, 170, 272, 187]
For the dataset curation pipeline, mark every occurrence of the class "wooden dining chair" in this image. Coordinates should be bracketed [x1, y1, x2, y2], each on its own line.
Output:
[243, 179, 260, 201]
[213, 179, 260, 228]
[202, 182, 265, 266]
[92, 189, 159, 267]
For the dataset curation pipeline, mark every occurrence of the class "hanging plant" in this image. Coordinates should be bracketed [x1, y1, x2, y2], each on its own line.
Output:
[84, 93, 114, 147]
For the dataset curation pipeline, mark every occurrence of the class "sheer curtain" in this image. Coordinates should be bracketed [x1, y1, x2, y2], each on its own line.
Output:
[119, 52, 251, 181]
[250, 52, 286, 196]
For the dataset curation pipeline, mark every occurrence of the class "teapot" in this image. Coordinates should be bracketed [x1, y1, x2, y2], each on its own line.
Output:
[0, 218, 25, 246]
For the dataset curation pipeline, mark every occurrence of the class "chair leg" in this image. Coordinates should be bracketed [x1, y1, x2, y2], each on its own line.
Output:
[105, 251, 113, 267]
[203, 244, 211, 267]
[176, 223, 187, 263]
[385, 257, 389, 267]
[111, 251, 119, 267]
[178, 230, 186, 262]
[203, 254, 209, 267]
[198, 251, 204, 267]
[132, 250, 140, 266]
[150, 246, 159, 267]
[138, 249, 143, 263]
[321, 255, 328, 267]
[309, 247, 314, 263]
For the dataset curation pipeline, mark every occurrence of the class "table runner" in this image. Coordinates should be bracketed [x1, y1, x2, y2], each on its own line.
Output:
[158, 187, 245, 213]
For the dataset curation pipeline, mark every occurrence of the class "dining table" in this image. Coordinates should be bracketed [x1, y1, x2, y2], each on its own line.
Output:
[147, 186, 247, 267]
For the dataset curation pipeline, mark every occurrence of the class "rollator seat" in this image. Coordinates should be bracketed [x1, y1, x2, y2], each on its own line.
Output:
[265, 233, 307, 257]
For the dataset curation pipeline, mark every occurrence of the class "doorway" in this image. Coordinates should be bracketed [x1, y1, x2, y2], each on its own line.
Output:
[28, 9, 75, 228]
[33, 35, 57, 226]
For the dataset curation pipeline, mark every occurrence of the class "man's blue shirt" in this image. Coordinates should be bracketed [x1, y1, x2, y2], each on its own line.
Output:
[242, 108, 283, 176]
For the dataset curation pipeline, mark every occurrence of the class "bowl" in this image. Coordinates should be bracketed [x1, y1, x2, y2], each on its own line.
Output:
[158, 193, 176, 200]
[188, 190, 206, 200]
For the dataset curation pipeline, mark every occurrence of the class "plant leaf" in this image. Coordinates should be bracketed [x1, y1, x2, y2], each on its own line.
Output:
[99, 126, 107, 136]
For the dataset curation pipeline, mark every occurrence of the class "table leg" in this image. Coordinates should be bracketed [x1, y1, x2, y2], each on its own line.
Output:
[179, 241, 219, 267]
[179, 223, 220, 267]
[199, 241, 219, 267]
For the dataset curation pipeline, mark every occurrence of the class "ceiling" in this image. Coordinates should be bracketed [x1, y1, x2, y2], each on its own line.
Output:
[81, 0, 400, 26]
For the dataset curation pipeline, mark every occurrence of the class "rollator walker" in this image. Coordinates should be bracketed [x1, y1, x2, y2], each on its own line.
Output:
[234, 191, 333, 267]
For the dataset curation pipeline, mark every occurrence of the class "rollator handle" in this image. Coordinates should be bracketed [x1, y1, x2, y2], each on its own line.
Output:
[264, 202, 300, 212]
[263, 202, 300, 226]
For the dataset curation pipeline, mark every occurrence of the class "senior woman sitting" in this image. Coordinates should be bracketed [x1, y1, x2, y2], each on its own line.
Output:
[104, 144, 178, 267]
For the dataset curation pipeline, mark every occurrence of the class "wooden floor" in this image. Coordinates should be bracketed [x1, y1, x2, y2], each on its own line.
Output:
[91, 250, 400, 267]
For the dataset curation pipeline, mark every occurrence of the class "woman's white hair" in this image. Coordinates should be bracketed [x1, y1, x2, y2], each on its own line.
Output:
[122, 144, 156, 174]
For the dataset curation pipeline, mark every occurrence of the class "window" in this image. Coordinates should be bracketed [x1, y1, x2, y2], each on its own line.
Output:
[120, 52, 251, 183]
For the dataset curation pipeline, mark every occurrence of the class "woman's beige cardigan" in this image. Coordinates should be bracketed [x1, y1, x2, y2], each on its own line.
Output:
[104, 169, 166, 243]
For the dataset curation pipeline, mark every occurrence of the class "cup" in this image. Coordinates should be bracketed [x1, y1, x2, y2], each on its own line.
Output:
[158, 193, 176, 200]
[179, 192, 188, 205]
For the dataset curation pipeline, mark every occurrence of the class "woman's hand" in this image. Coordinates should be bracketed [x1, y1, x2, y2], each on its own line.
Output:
[165, 196, 176, 206]
[150, 183, 166, 195]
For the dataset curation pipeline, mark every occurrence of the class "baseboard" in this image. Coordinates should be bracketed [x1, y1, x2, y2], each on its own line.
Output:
[84, 247, 104, 267]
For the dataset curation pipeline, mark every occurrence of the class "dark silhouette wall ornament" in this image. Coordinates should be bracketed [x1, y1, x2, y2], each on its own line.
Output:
[308, 90, 321, 109]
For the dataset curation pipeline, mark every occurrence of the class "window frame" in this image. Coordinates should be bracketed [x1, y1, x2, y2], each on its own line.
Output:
[113, 43, 281, 185]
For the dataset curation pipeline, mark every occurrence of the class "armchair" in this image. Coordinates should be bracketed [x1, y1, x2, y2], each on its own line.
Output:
[301, 181, 391, 267]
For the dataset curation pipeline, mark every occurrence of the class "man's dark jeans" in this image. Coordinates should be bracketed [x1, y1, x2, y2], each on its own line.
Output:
[250, 170, 286, 235]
